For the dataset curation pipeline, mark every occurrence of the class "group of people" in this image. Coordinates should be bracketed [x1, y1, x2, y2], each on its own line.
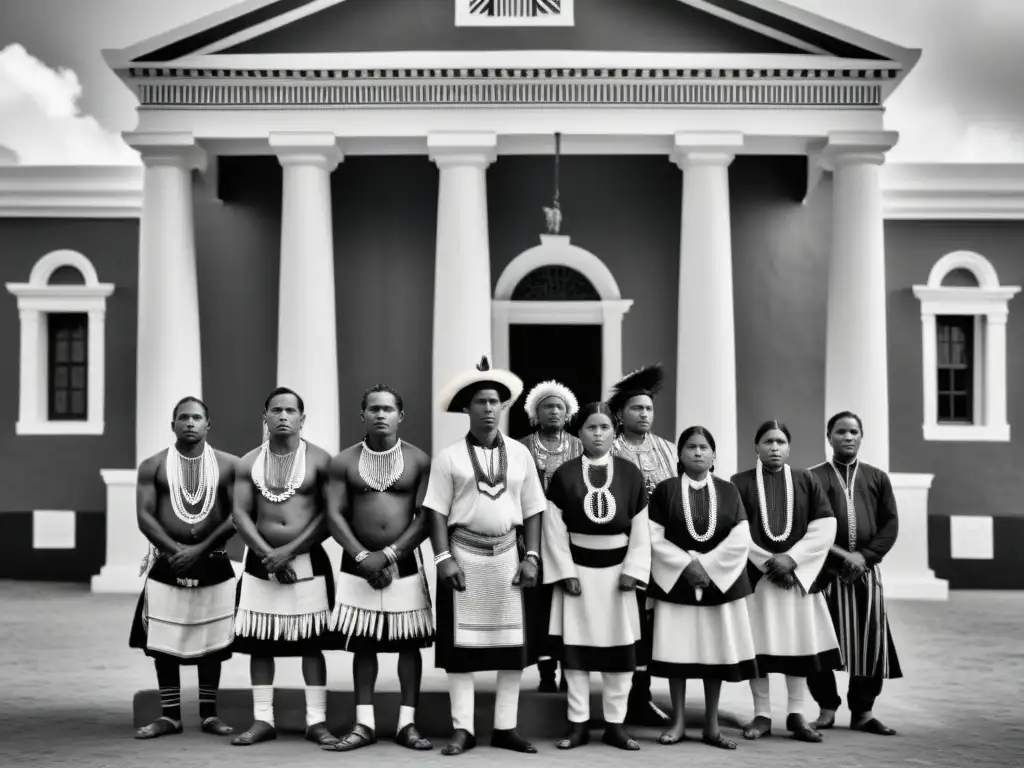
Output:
[129, 357, 902, 755]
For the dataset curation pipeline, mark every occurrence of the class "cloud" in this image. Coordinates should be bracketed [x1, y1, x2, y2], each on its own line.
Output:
[0, 43, 138, 165]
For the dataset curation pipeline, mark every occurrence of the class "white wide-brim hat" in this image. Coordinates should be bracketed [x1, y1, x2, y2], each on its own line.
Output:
[438, 355, 524, 413]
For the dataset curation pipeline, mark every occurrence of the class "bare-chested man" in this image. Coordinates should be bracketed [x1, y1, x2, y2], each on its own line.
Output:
[230, 387, 338, 748]
[320, 384, 435, 753]
[129, 396, 238, 740]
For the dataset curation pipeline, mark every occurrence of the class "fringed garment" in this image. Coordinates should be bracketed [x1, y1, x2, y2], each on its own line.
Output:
[810, 461, 902, 680]
[434, 527, 538, 672]
[232, 543, 335, 657]
[542, 456, 651, 673]
[129, 550, 236, 664]
[732, 466, 842, 677]
[647, 476, 759, 682]
[323, 547, 435, 653]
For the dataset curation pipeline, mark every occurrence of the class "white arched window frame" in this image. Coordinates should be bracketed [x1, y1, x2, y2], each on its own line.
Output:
[492, 234, 633, 401]
[5, 250, 115, 435]
[912, 250, 1019, 441]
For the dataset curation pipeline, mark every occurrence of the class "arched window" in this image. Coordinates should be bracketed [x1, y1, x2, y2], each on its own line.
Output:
[5, 250, 115, 435]
[509, 265, 601, 301]
[912, 250, 1020, 441]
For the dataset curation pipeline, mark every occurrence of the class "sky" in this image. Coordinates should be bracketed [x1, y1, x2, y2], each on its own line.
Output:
[0, 0, 1022, 165]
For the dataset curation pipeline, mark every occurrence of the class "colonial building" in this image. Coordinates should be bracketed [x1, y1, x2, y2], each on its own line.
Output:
[1, 0, 1022, 596]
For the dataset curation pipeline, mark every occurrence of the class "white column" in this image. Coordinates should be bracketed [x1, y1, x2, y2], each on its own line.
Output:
[823, 132, 898, 470]
[885, 473, 948, 600]
[920, 312, 938, 428]
[984, 312, 1008, 431]
[672, 132, 744, 480]
[91, 470, 148, 593]
[428, 132, 497, 456]
[130, 133, 207, 465]
[270, 132, 343, 455]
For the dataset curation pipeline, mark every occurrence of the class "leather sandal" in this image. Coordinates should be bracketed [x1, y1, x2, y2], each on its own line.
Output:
[395, 723, 433, 750]
[201, 716, 233, 736]
[230, 720, 277, 746]
[323, 722, 376, 752]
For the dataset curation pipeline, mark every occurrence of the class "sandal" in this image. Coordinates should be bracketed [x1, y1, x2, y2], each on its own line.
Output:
[441, 728, 477, 756]
[323, 722, 376, 752]
[306, 721, 340, 746]
[201, 716, 233, 736]
[134, 717, 183, 740]
[230, 720, 277, 746]
[395, 723, 433, 750]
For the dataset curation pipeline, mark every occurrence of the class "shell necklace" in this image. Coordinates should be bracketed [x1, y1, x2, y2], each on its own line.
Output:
[359, 439, 404, 492]
[252, 440, 306, 503]
[582, 453, 616, 524]
[681, 474, 717, 543]
[167, 443, 219, 526]
[830, 459, 859, 552]
[755, 459, 793, 542]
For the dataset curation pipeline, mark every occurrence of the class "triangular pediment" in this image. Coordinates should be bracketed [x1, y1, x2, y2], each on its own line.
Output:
[108, 0, 918, 68]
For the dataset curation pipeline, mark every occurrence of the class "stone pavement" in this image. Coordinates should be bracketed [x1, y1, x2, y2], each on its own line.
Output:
[1, 581, 1022, 767]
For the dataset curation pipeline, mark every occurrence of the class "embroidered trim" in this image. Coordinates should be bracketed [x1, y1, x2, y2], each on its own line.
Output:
[830, 459, 860, 552]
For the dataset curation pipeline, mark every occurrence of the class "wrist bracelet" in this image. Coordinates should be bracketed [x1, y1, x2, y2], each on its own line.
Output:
[383, 545, 400, 564]
[355, 550, 371, 563]
[434, 551, 452, 565]
[525, 550, 540, 561]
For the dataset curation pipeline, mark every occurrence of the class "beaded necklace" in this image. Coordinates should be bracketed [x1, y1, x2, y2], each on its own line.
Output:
[681, 474, 717, 543]
[829, 459, 860, 552]
[167, 443, 219, 527]
[582, 454, 616, 524]
[359, 439, 404, 492]
[755, 459, 793, 542]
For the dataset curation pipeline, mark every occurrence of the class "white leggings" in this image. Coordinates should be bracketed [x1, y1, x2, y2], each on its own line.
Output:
[750, 675, 808, 717]
[563, 670, 633, 725]
[448, 671, 522, 735]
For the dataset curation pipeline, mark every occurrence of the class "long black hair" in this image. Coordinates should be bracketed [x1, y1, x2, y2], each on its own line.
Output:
[676, 425, 716, 475]
[754, 419, 792, 445]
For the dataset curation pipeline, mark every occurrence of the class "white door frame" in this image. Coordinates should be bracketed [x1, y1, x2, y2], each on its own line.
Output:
[492, 234, 633, 429]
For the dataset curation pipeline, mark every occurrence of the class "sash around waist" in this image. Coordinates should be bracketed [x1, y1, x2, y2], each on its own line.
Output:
[450, 527, 518, 556]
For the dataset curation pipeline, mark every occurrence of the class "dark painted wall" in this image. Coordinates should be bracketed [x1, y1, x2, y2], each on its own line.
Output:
[193, 157, 282, 458]
[886, 220, 1024, 519]
[226, 0, 801, 55]
[732, 156, 833, 470]
[0, 218, 138, 513]
[196, 155, 439, 456]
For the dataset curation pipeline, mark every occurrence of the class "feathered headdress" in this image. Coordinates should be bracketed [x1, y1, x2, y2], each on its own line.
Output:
[606, 364, 664, 414]
[523, 380, 579, 426]
[438, 355, 524, 413]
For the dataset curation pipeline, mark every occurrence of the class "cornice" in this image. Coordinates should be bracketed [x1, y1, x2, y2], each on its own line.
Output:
[0, 166, 143, 219]
[882, 163, 1024, 220]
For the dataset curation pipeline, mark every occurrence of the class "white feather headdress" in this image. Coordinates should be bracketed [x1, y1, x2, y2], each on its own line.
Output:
[524, 380, 579, 425]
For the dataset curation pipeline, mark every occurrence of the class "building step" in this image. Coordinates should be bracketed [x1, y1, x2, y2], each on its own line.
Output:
[133, 688, 745, 738]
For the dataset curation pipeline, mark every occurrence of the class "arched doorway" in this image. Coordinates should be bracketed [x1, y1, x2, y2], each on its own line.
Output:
[492, 234, 633, 438]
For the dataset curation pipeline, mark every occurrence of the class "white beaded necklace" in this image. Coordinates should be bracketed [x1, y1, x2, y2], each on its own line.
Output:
[166, 443, 219, 526]
[681, 474, 717, 543]
[830, 459, 859, 552]
[252, 440, 306, 503]
[755, 459, 793, 542]
[582, 453, 616, 524]
[359, 439, 404, 492]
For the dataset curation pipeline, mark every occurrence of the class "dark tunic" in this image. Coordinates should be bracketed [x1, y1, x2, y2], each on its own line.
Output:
[545, 456, 649, 671]
[731, 466, 835, 594]
[809, 460, 903, 679]
[647, 476, 753, 606]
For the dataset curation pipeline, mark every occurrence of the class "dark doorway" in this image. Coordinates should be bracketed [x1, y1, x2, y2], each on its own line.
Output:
[508, 324, 603, 440]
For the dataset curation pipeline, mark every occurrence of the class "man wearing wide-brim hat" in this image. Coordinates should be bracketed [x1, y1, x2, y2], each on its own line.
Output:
[423, 356, 547, 756]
